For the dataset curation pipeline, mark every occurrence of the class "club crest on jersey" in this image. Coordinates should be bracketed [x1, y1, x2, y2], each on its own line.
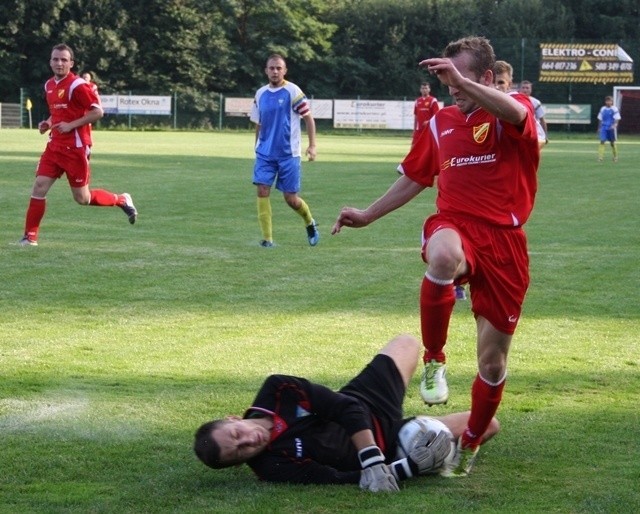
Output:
[57, 89, 66, 99]
[473, 122, 490, 144]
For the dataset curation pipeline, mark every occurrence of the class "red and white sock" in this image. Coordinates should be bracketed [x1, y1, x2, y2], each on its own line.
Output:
[462, 373, 506, 448]
[420, 273, 455, 364]
[24, 197, 46, 241]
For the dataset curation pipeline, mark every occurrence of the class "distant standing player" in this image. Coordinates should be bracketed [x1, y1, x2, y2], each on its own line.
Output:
[18, 44, 137, 247]
[412, 82, 440, 147]
[250, 54, 319, 248]
[333, 36, 540, 477]
[494, 62, 547, 154]
[518, 80, 548, 149]
[82, 71, 98, 95]
[597, 95, 621, 163]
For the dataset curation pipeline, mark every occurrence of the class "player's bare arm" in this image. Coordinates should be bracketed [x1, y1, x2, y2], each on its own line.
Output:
[304, 113, 317, 161]
[53, 106, 103, 134]
[332, 176, 424, 234]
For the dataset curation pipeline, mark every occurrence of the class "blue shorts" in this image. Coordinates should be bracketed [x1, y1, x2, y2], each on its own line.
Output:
[600, 127, 617, 143]
[253, 155, 301, 193]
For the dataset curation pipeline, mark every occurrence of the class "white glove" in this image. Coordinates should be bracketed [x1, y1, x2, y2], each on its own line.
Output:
[359, 464, 400, 492]
[390, 430, 451, 480]
[357, 445, 399, 493]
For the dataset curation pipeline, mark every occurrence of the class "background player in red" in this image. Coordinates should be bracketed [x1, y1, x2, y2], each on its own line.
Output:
[82, 71, 98, 95]
[18, 44, 137, 246]
[412, 82, 439, 147]
[332, 36, 539, 477]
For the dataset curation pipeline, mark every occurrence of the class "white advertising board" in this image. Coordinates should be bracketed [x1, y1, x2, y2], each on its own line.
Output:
[101, 95, 171, 115]
[333, 99, 414, 129]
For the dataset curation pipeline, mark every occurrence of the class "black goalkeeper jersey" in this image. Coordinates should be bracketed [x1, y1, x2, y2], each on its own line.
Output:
[245, 373, 403, 485]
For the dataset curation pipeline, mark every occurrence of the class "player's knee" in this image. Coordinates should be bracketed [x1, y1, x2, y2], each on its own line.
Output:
[427, 250, 462, 278]
[393, 334, 420, 354]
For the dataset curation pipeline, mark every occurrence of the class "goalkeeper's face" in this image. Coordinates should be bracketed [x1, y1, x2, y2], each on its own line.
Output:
[213, 418, 271, 465]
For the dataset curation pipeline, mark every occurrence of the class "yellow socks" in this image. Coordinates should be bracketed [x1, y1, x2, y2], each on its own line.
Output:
[257, 197, 272, 242]
[294, 198, 313, 226]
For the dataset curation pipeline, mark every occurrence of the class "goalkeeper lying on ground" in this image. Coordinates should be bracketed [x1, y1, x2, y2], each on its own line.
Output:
[194, 334, 500, 492]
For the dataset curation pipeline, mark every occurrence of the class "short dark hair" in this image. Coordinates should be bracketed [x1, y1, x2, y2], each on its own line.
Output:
[443, 36, 495, 79]
[266, 53, 286, 65]
[52, 43, 74, 61]
[194, 419, 232, 469]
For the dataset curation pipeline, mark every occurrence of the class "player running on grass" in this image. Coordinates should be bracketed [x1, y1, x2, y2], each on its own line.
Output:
[194, 334, 500, 491]
[18, 43, 137, 247]
[332, 36, 539, 477]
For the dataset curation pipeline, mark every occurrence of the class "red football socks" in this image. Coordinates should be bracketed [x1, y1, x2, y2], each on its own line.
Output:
[24, 197, 46, 240]
[420, 274, 455, 363]
[89, 189, 120, 206]
[462, 373, 506, 448]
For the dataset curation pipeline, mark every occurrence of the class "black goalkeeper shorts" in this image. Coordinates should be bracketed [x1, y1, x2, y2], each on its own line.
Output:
[339, 354, 405, 427]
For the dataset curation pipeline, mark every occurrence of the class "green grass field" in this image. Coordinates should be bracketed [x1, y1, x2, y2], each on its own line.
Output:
[1, 129, 639, 513]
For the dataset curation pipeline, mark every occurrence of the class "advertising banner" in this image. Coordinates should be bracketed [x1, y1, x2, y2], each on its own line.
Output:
[539, 43, 633, 83]
[101, 95, 172, 115]
[333, 99, 414, 129]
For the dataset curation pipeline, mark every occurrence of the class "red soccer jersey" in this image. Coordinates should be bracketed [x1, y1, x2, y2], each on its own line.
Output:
[44, 72, 102, 148]
[414, 95, 440, 131]
[400, 94, 540, 227]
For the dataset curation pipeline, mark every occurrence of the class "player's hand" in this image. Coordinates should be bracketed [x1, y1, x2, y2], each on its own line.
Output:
[306, 145, 317, 161]
[357, 445, 399, 492]
[418, 57, 465, 88]
[331, 207, 369, 235]
[52, 121, 74, 134]
[407, 430, 452, 475]
[38, 120, 51, 134]
[390, 429, 452, 480]
[359, 464, 400, 492]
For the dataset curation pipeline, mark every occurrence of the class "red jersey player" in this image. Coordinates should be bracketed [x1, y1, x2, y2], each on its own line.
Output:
[332, 36, 539, 478]
[17, 44, 137, 246]
[412, 82, 440, 146]
[82, 71, 99, 96]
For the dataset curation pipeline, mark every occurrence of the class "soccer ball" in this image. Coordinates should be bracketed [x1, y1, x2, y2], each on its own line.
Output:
[395, 416, 456, 472]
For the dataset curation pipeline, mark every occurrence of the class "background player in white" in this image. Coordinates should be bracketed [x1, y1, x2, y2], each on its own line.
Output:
[495, 61, 547, 146]
[597, 95, 621, 162]
[519, 80, 548, 149]
[250, 54, 319, 248]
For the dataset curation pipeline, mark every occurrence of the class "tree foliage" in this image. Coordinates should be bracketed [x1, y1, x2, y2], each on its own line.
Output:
[1, 0, 639, 125]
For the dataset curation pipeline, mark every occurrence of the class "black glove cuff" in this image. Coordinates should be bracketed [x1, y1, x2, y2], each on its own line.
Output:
[358, 445, 385, 469]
